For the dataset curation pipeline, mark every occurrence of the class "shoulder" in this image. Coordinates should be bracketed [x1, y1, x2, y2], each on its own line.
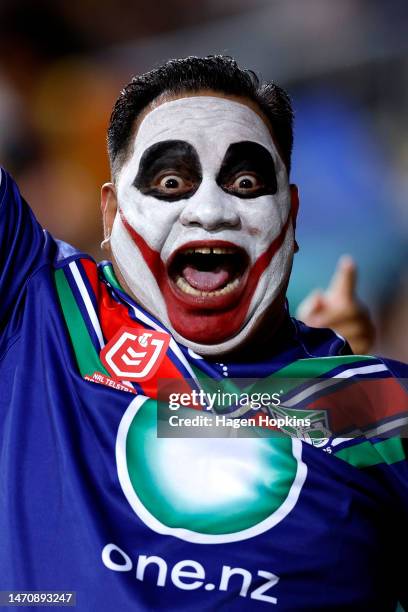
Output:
[290, 317, 352, 358]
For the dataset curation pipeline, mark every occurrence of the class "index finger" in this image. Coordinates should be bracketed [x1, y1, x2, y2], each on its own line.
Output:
[327, 255, 357, 300]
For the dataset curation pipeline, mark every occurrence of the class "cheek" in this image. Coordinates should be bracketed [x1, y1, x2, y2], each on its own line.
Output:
[117, 185, 182, 251]
[247, 227, 294, 318]
[240, 192, 290, 259]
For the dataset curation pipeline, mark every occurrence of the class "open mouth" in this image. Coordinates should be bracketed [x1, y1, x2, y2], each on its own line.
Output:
[167, 242, 249, 303]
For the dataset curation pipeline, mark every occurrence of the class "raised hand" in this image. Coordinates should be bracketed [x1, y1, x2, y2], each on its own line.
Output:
[296, 255, 375, 355]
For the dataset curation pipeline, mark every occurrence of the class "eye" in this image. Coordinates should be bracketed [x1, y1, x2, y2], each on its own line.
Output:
[229, 173, 264, 194]
[154, 173, 194, 196]
[159, 175, 183, 190]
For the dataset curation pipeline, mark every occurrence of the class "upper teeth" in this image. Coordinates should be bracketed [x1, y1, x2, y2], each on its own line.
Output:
[183, 247, 236, 255]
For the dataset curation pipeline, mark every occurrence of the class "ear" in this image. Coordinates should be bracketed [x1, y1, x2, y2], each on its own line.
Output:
[101, 182, 118, 249]
[289, 184, 300, 253]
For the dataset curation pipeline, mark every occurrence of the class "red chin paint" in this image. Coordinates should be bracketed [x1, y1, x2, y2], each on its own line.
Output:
[119, 210, 291, 344]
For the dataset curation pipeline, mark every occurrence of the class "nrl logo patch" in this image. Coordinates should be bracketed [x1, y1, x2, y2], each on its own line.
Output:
[101, 326, 170, 382]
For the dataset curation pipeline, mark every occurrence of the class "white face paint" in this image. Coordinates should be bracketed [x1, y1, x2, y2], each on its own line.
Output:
[111, 96, 294, 355]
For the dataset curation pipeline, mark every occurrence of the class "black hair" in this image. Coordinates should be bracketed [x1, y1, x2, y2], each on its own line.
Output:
[107, 55, 294, 176]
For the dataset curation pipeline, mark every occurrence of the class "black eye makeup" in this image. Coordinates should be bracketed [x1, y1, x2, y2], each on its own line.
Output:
[216, 141, 277, 198]
[133, 140, 202, 202]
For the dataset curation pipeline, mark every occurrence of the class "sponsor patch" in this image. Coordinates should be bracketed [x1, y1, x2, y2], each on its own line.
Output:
[85, 371, 136, 394]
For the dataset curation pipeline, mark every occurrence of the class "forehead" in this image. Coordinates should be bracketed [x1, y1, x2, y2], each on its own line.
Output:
[132, 96, 277, 160]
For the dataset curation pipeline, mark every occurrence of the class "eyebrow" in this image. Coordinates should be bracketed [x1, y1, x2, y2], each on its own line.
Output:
[133, 140, 202, 201]
[216, 141, 277, 197]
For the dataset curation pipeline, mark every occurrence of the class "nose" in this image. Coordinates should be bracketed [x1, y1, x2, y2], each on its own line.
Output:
[179, 181, 240, 231]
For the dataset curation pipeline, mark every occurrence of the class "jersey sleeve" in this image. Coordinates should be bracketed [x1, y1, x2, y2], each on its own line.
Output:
[329, 356, 408, 606]
[0, 167, 52, 327]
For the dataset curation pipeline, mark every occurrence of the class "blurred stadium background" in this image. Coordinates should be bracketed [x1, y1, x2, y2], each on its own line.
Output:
[0, 0, 407, 360]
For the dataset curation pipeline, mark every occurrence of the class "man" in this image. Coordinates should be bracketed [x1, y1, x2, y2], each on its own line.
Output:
[0, 56, 406, 610]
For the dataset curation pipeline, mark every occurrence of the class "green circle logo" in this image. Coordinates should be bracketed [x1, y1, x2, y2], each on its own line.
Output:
[116, 396, 307, 543]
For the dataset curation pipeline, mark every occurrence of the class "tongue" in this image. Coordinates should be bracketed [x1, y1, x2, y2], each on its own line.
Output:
[182, 264, 231, 291]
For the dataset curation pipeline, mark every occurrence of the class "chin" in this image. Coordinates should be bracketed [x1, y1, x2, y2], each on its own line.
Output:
[168, 284, 287, 358]
[169, 306, 263, 356]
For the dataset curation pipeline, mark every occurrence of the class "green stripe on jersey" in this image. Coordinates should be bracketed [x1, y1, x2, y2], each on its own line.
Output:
[190, 354, 378, 411]
[334, 438, 405, 468]
[54, 268, 109, 378]
[269, 354, 376, 379]
[101, 263, 123, 292]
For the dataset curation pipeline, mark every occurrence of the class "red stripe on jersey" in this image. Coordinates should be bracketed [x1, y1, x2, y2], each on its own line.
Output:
[80, 258, 100, 300]
[98, 282, 190, 398]
[308, 377, 407, 433]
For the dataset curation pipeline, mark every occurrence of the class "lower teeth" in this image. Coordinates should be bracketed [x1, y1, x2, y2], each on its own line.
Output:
[175, 275, 240, 297]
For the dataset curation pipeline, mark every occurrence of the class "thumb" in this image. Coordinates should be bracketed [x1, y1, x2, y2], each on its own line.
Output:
[327, 255, 357, 301]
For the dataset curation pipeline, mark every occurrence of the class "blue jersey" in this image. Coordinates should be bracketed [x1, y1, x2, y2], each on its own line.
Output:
[1, 167, 408, 611]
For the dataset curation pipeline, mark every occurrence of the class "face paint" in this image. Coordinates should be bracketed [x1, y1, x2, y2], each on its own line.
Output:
[216, 141, 277, 198]
[111, 96, 294, 355]
[134, 140, 202, 201]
